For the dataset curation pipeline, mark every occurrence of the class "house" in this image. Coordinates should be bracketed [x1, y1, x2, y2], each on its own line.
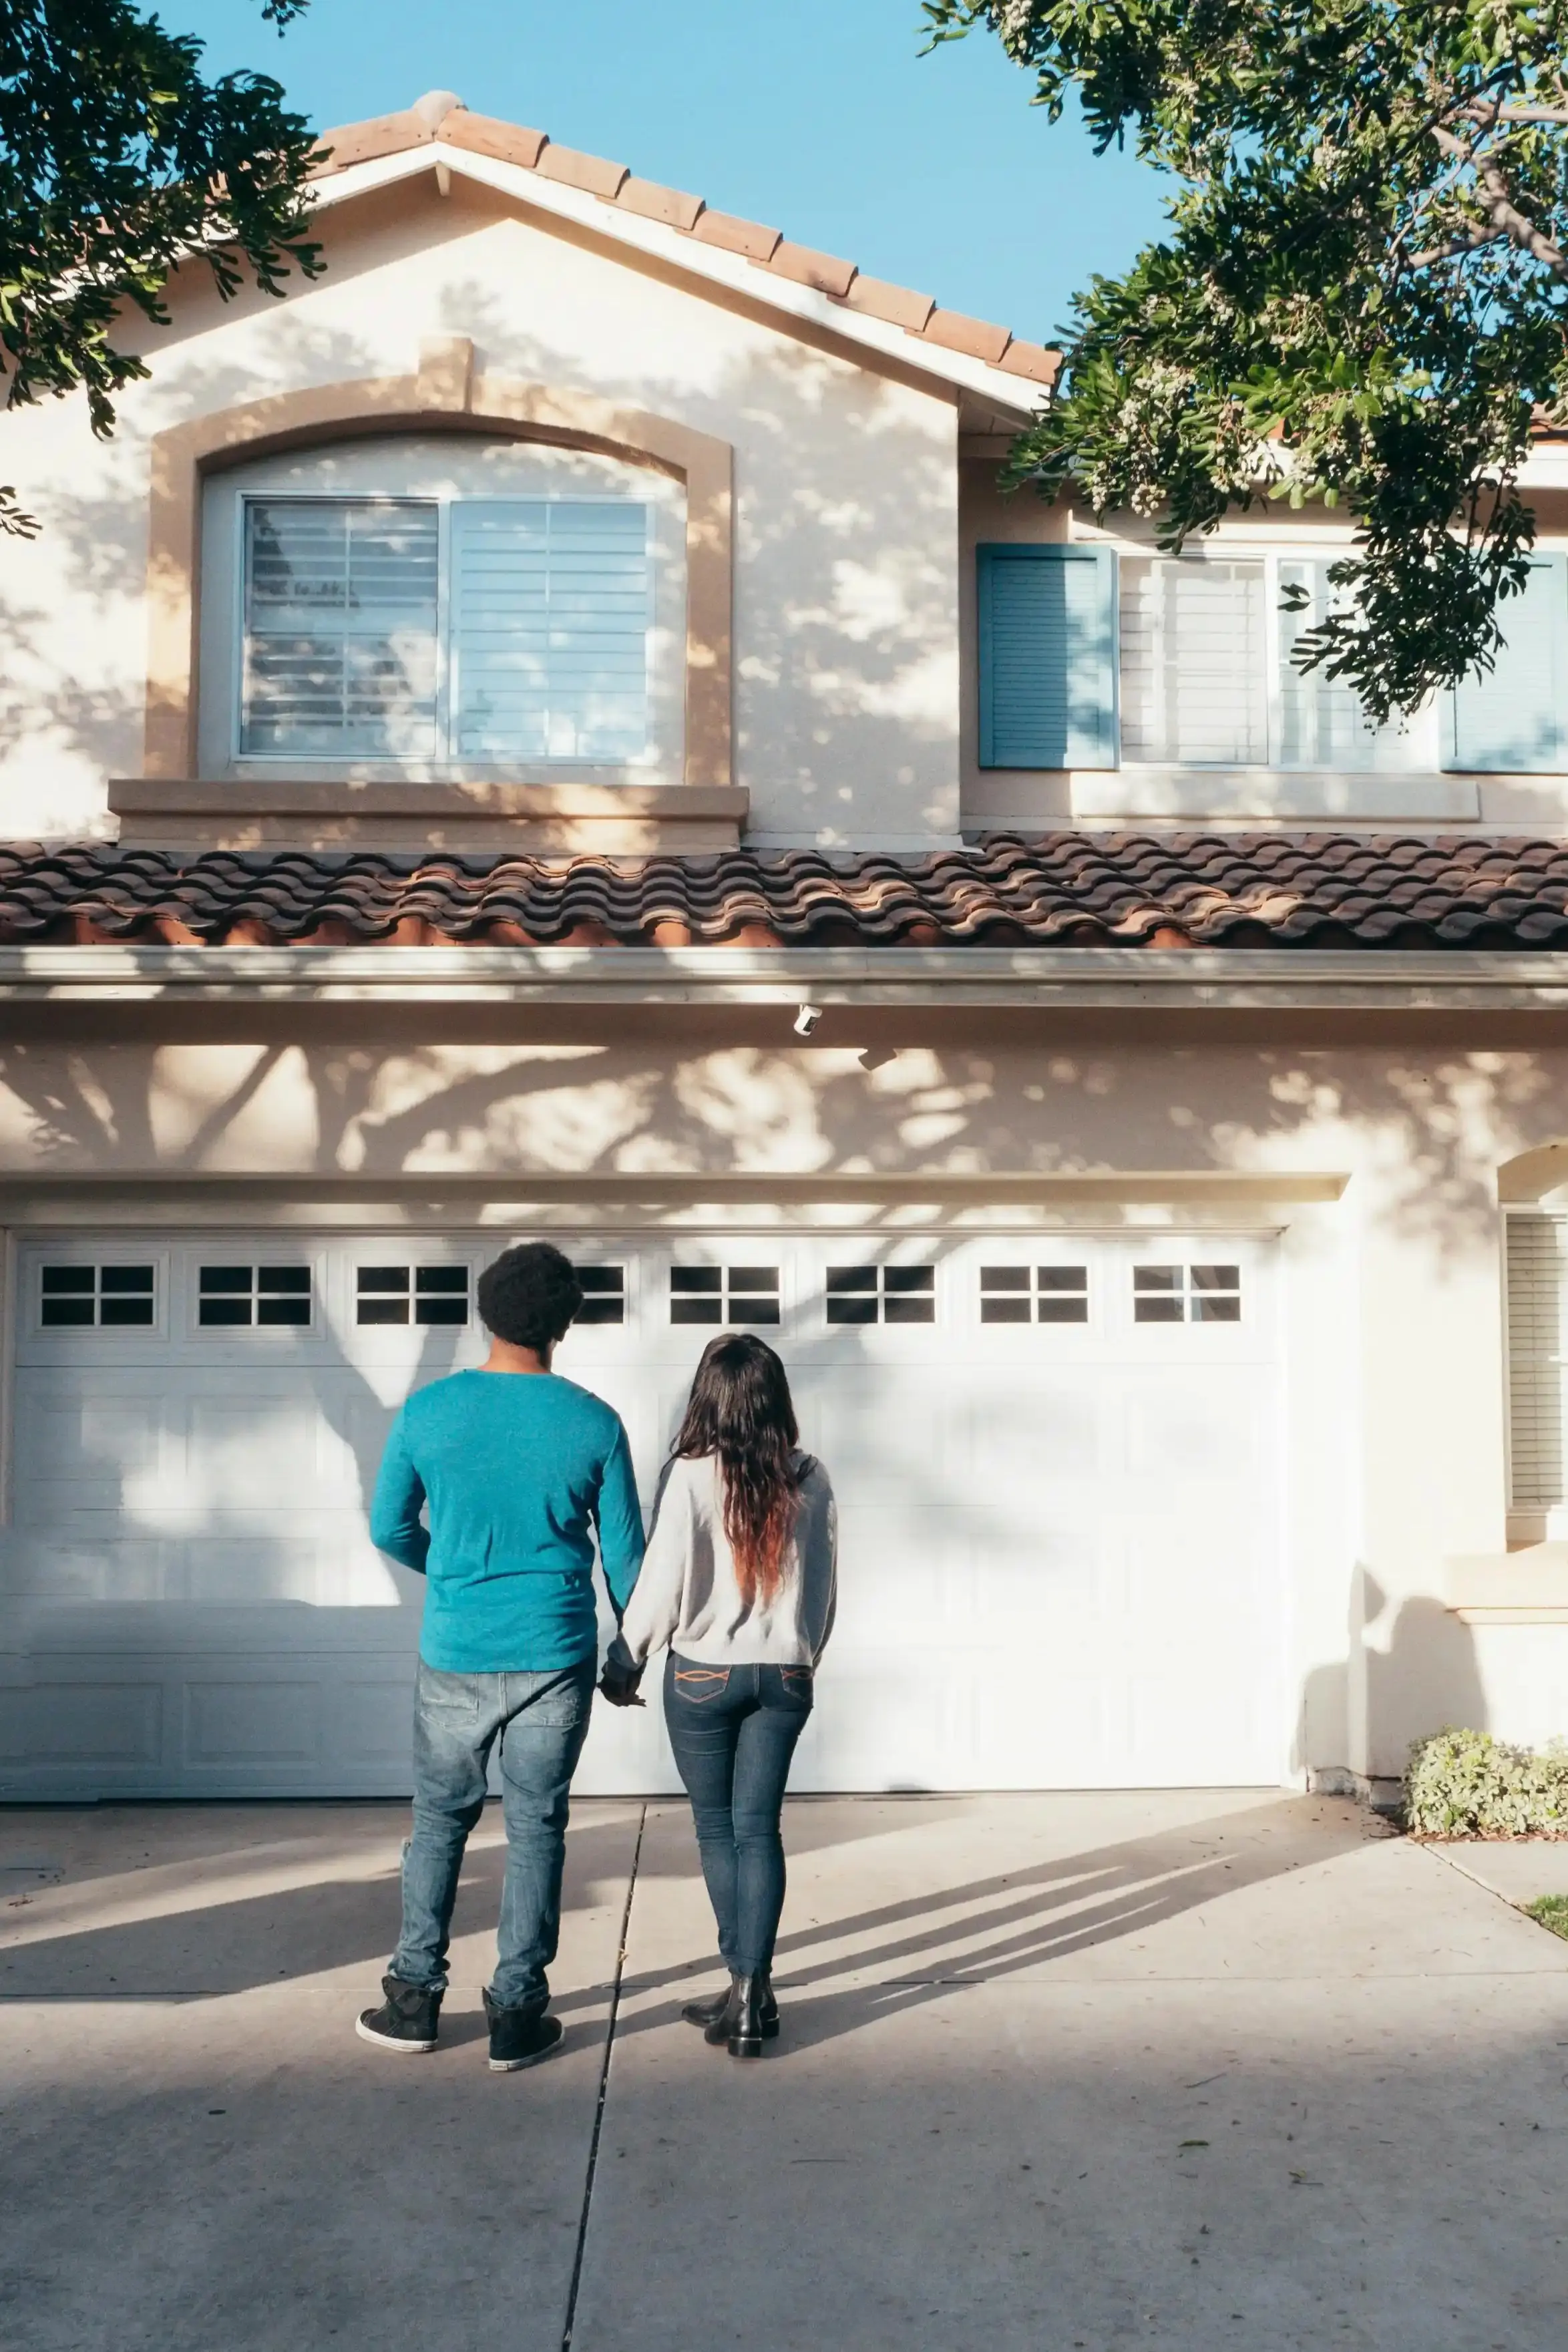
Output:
[2, 89, 1567, 1804]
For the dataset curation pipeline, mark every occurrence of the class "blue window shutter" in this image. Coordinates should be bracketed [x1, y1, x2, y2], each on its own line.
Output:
[978, 544, 1117, 769]
[1448, 554, 1568, 773]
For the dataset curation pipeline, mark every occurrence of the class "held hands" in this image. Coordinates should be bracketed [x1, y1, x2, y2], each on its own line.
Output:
[598, 1649, 646, 1709]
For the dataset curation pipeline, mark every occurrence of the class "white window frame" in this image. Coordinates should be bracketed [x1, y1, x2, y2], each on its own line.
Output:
[198, 435, 687, 788]
[1111, 543, 1442, 773]
[31, 1251, 166, 1338]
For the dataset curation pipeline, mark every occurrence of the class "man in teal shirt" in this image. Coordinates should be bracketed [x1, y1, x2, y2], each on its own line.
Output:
[357, 1241, 644, 2073]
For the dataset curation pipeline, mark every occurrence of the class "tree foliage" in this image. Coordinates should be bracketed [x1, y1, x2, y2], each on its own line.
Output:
[926, 0, 1568, 720]
[0, 0, 321, 537]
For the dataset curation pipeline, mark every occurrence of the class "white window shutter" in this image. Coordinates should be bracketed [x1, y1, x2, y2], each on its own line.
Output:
[451, 500, 650, 763]
[1505, 1215, 1568, 1508]
[241, 500, 439, 757]
[1119, 558, 1267, 764]
[1276, 560, 1420, 771]
[1449, 556, 1568, 773]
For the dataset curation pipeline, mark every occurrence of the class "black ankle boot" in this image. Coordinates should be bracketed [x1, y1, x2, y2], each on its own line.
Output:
[685, 1972, 779, 2039]
[704, 1972, 769, 2057]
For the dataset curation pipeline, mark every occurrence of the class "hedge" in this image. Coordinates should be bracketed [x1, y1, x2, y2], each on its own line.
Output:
[1404, 1729, 1568, 1838]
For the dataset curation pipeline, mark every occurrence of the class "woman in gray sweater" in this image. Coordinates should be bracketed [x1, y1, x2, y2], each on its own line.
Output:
[600, 1334, 836, 2056]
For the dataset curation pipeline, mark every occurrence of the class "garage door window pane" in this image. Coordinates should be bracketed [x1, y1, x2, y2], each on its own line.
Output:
[40, 1264, 156, 1328]
[573, 1266, 626, 1325]
[1134, 1264, 1243, 1323]
[827, 1265, 935, 1325]
[200, 1266, 312, 1328]
[670, 1265, 781, 1328]
[982, 1265, 1089, 1325]
[415, 1267, 469, 1325]
[357, 1265, 469, 1327]
[357, 1267, 409, 1324]
[727, 1267, 780, 1327]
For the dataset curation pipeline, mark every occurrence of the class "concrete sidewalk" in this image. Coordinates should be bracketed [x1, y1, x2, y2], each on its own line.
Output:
[3, 1792, 1567, 2351]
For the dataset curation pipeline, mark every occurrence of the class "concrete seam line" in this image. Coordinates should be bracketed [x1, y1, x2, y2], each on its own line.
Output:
[561, 1800, 646, 2352]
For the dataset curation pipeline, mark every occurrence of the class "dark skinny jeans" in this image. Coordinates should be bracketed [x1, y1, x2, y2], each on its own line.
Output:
[662, 1653, 813, 1979]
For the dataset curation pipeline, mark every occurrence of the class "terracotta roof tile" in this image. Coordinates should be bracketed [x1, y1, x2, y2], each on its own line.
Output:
[437, 112, 549, 171]
[534, 142, 629, 201]
[921, 309, 1014, 365]
[616, 176, 706, 232]
[998, 339, 1060, 387]
[310, 93, 1052, 395]
[840, 276, 936, 333]
[768, 240, 858, 300]
[689, 208, 783, 264]
[5, 835, 1568, 951]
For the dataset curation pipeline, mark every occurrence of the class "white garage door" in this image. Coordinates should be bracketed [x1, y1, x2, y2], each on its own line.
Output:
[0, 1227, 1282, 1796]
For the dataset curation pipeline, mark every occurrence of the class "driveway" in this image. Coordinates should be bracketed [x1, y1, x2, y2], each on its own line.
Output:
[3, 1791, 1566, 2351]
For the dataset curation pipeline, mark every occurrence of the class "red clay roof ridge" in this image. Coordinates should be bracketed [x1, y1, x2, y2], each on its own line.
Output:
[309, 91, 1060, 393]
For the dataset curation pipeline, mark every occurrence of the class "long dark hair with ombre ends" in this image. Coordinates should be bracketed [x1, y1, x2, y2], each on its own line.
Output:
[669, 1334, 803, 1607]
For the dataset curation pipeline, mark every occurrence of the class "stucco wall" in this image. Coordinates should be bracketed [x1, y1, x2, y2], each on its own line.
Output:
[1, 1006, 1563, 1779]
[0, 180, 962, 848]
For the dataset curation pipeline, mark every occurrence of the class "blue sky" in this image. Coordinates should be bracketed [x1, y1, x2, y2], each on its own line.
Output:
[179, 0, 1171, 344]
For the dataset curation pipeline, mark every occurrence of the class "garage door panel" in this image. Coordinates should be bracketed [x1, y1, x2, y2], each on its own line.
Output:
[0, 1681, 164, 1766]
[327, 1678, 419, 1770]
[0, 1535, 173, 1603]
[15, 1388, 168, 1507]
[967, 1380, 1106, 1482]
[1120, 1370, 1268, 1483]
[185, 1678, 321, 1768]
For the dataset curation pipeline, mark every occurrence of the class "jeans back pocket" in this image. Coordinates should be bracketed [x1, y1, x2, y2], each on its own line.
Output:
[672, 1664, 732, 1706]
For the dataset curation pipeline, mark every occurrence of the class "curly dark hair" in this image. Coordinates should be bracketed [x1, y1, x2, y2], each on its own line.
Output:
[669, 1334, 803, 1606]
[476, 1242, 584, 1352]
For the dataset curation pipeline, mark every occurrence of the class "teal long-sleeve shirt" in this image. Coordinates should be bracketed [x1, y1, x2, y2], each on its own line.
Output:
[369, 1369, 646, 1673]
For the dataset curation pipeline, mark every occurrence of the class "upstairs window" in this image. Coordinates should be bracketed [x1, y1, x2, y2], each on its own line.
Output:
[240, 496, 652, 765]
[977, 545, 1568, 775]
[200, 437, 685, 785]
[1120, 557, 1269, 767]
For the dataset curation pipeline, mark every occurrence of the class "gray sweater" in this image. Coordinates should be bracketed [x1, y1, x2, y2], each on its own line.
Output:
[611, 1450, 837, 1670]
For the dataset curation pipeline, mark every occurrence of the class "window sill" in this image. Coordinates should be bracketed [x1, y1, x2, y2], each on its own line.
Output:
[1445, 1544, 1568, 1622]
[1072, 769, 1481, 822]
[109, 777, 749, 854]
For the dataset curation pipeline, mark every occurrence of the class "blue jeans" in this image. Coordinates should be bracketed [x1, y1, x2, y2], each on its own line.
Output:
[391, 1657, 595, 2009]
[663, 1655, 813, 1978]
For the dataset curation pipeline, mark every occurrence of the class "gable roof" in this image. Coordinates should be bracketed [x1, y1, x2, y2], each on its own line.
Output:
[8, 835, 1568, 950]
[307, 89, 1057, 409]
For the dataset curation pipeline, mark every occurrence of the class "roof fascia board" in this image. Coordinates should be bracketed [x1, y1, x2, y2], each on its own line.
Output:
[7, 944, 1568, 1010]
[308, 144, 1039, 415]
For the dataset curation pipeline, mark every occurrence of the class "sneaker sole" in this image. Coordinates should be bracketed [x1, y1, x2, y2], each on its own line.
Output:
[487, 2041, 561, 2074]
[355, 2017, 437, 2053]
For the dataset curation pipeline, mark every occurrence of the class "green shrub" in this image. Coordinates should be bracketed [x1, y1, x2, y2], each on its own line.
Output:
[1404, 1729, 1568, 1838]
[1526, 1895, 1568, 1939]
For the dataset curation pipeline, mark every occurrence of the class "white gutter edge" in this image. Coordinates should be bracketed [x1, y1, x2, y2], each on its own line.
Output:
[307, 144, 1041, 417]
[5, 944, 1568, 1008]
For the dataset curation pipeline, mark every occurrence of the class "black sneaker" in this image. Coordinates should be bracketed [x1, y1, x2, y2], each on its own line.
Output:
[483, 1989, 563, 2074]
[356, 1973, 441, 2053]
